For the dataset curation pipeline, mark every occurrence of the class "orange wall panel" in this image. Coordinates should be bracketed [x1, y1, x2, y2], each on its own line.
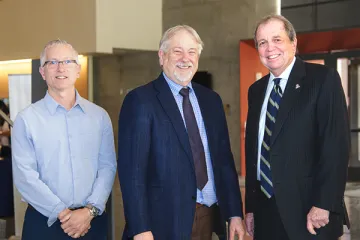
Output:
[239, 41, 268, 176]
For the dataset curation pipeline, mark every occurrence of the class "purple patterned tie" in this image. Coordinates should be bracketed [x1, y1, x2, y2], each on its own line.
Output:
[180, 88, 208, 190]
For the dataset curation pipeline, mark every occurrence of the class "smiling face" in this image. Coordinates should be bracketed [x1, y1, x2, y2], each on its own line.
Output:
[158, 29, 199, 86]
[256, 19, 297, 77]
[39, 44, 81, 94]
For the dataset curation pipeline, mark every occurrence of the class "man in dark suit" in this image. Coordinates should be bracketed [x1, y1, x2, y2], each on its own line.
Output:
[244, 14, 350, 240]
[118, 25, 245, 240]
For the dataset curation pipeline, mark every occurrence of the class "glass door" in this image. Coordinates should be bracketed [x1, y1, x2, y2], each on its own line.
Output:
[300, 51, 360, 181]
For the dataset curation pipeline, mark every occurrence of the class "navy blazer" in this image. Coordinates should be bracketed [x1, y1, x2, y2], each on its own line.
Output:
[118, 74, 242, 239]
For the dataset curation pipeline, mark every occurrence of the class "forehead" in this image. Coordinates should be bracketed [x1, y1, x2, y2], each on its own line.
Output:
[168, 30, 198, 48]
[256, 19, 287, 39]
[45, 44, 76, 59]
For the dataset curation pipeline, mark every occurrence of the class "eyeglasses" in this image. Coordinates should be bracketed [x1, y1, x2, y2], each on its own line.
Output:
[43, 60, 77, 68]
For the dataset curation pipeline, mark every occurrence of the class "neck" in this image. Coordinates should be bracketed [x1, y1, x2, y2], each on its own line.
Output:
[48, 87, 76, 111]
[173, 79, 191, 87]
[272, 56, 296, 77]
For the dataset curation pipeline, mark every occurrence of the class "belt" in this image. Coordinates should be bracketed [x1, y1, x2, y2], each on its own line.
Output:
[28, 204, 84, 211]
[196, 203, 203, 209]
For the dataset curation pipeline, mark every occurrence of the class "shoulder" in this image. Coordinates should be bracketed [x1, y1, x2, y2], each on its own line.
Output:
[125, 80, 157, 104]
[192, 81, 221, 100]
[304, 61, 333, 76]
[248, 74, 269, 93]
[302, 61, 339, 88]
[81, 98, 110, 118]
[16, 98, 45, 120]
[13, 99, 47, 132]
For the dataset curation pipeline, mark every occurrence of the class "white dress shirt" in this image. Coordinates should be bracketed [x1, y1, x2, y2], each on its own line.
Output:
[257, 57, 296, 180]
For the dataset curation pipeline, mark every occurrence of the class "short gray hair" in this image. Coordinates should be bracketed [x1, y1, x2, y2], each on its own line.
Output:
[40, 39, 79, 67]
[159, 25, 204, 55]
[254, 14, 296, 48]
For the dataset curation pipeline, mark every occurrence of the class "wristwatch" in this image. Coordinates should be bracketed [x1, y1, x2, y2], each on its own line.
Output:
[85, 204, 100, 217]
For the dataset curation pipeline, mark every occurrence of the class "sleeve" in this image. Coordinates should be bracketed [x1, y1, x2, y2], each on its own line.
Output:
[245, 85, 257, 214]
[216, 94, 243, 219]
[313, 68, 350, 213]
[12, 114, 67, 226]
[86, 110, 117, 214]
[117, 91, 152, 237]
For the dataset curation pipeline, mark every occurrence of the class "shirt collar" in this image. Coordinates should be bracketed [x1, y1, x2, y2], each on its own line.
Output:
[269, 56, 296, 82]
[162, 72, 193, 96]
[74, 90, 86, 113]
[44, 90, 86, 115]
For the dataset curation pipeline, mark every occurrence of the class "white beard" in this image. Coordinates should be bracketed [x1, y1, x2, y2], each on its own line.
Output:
[174, 70, 193, 83]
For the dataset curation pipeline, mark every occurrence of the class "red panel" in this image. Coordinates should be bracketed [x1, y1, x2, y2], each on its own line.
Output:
[239, 41, 268, 176]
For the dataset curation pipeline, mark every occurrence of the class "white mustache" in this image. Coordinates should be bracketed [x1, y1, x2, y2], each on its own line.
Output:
[176, 62, 193, 68]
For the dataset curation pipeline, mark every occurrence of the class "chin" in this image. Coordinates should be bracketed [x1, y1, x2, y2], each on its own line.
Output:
[174, 71, 193, 83]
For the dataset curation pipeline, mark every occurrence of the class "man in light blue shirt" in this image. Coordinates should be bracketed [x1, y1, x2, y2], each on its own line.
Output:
[12, 40, 116, 240]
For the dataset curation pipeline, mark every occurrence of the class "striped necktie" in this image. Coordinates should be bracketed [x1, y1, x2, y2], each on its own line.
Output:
[260, 78, 282, 198]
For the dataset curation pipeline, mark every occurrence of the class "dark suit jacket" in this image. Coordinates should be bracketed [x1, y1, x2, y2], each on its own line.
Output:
[245, 58, 350, 240]
[118, 74, 242, 240]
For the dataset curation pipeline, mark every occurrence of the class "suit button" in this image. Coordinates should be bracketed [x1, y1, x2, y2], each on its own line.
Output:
[192, 196, 196, 200]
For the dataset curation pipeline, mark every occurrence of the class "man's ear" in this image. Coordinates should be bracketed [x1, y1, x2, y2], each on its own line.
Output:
[39, 67, 46, 81]
[76, 64, 81, 78]
[292, 37, 298, 54]
[158, 50, 165, 66]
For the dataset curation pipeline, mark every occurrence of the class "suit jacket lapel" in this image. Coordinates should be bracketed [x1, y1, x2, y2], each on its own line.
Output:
[153, 74, 195, 172]
[252, 77, 269, 152]
[271, 58, 306, 145]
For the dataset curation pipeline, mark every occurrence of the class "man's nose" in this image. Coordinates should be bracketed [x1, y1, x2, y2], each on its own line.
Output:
[56, 62, 66, 71]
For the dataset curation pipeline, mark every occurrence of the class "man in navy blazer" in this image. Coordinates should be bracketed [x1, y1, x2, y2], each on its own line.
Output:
[118, 25, 245, 240]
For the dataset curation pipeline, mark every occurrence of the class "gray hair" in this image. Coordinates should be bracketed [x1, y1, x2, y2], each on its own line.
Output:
[159, 25, 204, 55]
[40, 39, 79, 67]
[254, 14, 296, 48]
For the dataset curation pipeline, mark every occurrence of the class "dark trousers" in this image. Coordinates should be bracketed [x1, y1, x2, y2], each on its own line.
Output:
[254, 189, 342, 240]
[22, 206, 107, 240]
[254, 192, 289, 240]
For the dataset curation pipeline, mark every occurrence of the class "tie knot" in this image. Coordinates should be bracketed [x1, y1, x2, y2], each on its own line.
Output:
[179, 88, 190, 97]
[273, 78, 281, 86]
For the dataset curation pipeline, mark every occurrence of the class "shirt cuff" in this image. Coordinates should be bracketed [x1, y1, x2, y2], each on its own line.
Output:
[47, 201, 67, 227]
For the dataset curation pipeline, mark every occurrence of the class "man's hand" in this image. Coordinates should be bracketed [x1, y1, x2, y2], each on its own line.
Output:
[307, 206, 329, 235]
[229, 217, 245, 240]
[133, 231, 154, 240]
[61, 208, 93, 238]
[245, 213, 254, 237]
[58, 208, 72, 223]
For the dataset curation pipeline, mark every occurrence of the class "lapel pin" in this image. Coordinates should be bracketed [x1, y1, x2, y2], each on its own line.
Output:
[295, 84, 300, 89]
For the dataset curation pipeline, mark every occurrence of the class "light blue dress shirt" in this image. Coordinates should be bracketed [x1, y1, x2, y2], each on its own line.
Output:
[12, 91, 117, 226]
[163, 73, 217, 207]
[257, 57, 296, 180]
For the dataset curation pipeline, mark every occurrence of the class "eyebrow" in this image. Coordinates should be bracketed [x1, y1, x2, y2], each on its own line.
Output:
[172, 47, 197, 51]
[47, 58, 74, 61]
